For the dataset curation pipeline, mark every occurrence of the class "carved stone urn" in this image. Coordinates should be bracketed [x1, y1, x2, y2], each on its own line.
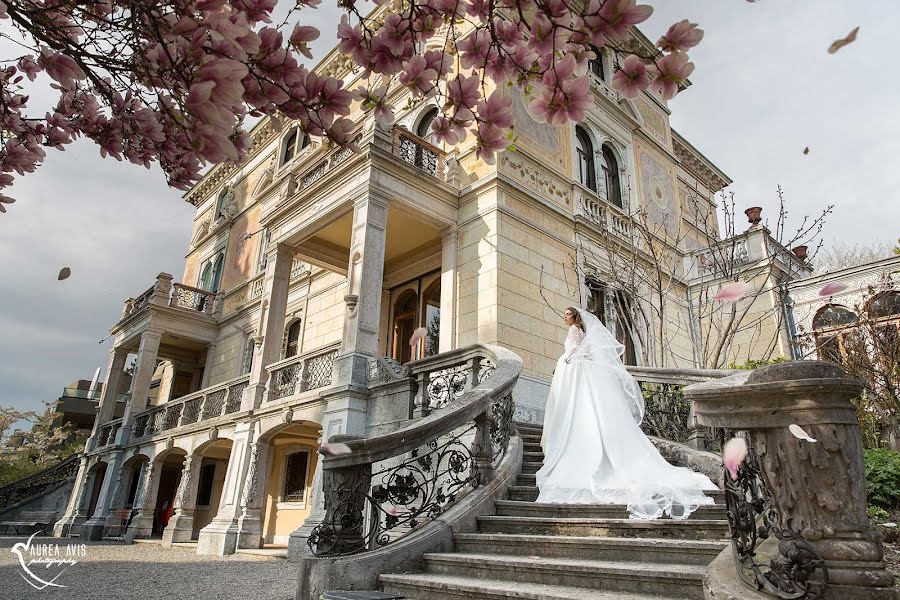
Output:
[744, 206, 763, 226]
[686, 361, 898, 600]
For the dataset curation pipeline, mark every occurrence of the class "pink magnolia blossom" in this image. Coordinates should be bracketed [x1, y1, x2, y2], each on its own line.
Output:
[475, 124, 510, 165]
[320, 442, 353, 456]
[429, 114, 466, 145]
[445, 74, 481, 123]
[592, 0, 654, 41]
[713, 281, 750, 302]
[39, 50, 86, 89]
[611, 55, 650, 98]
[476, 92, 514, 130]
[356, 85, 394, 127]
[788, 424, 817, 443]
[409, 326, 427, 347]
[723, 437, 748, 481]
[819, 282, 848, 297]
[17, 56, 40, 81]
[289, 25, 319, 59]
[399, 56, 437, 97]
[650, 52, 695, 100]
[57, 267, 71, 281]
[657, 20, 703, 52]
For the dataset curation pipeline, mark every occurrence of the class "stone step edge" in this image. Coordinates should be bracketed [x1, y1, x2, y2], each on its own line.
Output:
[508, 485, 726, 497]
[478, 515, 729, 528]
[453, 532, 730, 552]
[422, 552, 707, 582]
[495, 500, 726, 511]
[380, 573, 682, 600]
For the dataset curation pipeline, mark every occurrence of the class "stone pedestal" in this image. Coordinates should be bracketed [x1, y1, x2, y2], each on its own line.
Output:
[80, 451, 126, 541]
[236, 441, 271, 549]
[162, 455, 199, 545]
[53, 456, 93, 537]
[687, 361, 898, 600]
[125, 459, 162, 541]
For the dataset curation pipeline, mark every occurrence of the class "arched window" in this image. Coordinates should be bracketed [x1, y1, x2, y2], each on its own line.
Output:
[422, 281, 441, 358]
[575, 127, 596, 191]
[813, 304, 857, 329]
[280, 128, 309, 166]
[587, 280, 637, 365]
[870, 291, 900, 319]
[210, 252, 224, 292]
[416, 108, 438, 145]
[392, 290, 419, 364]
[281, 129, 298, 166]
[214, 187, 229, 219]
[284, 320, 302, 358]
[600, 144, 622, 208]
[198, 250, 225, 293]
[588, 46, 605, 81]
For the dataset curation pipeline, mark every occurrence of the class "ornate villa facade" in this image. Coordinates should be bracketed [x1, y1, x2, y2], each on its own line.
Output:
[52, 20, 806, 562]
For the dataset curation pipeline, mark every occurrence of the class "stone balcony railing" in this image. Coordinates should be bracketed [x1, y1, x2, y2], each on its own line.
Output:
[120, 273, 220, 321]
[95, 417, 124, 450]
[131, 375, 251, 441]
[265, 343, 340, 402]
[576, 189, 635, 244]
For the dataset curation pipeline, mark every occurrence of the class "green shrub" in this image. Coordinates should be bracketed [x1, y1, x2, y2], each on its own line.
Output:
[865, 448, 900, 509]
[728, 357, 788, 371]
[868, 505, 890, 521]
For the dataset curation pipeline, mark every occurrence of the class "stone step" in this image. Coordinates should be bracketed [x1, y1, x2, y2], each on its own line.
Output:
[508, 482, 726, 504]
[421, 553, 706, 599]
[380, 573, 684, 600]
[523, 451, 544, 461]
[477, 515, 729, 540]
[494, 500, 727, 521]
[453, 533, 728, 566]
[521, 462, 542, 474]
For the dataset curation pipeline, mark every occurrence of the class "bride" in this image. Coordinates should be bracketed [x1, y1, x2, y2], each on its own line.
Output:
[535, 306, 718, 519]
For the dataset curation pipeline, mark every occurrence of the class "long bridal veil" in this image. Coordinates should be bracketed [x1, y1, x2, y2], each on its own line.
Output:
[536, 307, 717, 519]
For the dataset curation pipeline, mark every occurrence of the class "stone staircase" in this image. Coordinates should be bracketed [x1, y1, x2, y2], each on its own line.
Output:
[380, 422, 729, 599]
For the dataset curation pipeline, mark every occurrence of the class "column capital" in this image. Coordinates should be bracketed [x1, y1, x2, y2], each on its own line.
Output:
[354, 192, 389, 211]
[441, 224, 459, 241]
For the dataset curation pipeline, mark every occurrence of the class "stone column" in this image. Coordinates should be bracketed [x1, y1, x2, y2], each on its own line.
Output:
[439, 225, 458, 353]
[243, 244, 293, 409]
[287, 396, 368, 560]
[236, 441, 272, 549]
[80, 450, 126, 541]
[125, 459, 163, 541]
[53, 455, 93, 537]
[688, 361, 898, 600]
[162, 455, 200, 545]
[333, 194, 388, 389]
[197, 421, 257, 555]
[116, 330, 162, 444]
[94, 349, 127, 431]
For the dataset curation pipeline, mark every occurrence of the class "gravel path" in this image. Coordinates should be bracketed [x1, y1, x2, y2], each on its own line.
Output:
[0, 536, 298, 600]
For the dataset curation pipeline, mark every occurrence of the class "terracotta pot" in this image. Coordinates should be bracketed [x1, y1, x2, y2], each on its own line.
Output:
[744, 206, 762, 225]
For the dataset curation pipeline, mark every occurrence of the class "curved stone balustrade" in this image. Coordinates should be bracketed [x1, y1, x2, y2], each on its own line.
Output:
[0, 453, 81, 512]
[686, 361, 898, 600]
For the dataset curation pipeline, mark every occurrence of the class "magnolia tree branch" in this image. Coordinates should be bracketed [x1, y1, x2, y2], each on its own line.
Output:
[0, 0, 701, 212]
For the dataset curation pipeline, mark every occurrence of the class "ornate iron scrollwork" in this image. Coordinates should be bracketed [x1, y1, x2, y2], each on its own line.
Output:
[427, 365, 469, 409]
[490, 392, 515, 461]
[722, 432, 828, 599]
[308, 426, 478, 556]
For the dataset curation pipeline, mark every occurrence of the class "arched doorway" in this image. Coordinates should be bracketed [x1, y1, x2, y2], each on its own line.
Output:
[392, 290, 418, 364]
[85, 461, 108, 518]
[259, 422, 322, 547]
[191, 439, 233, 539]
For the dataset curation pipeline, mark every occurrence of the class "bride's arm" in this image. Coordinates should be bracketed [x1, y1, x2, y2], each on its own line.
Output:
[563, 325, 583, 363]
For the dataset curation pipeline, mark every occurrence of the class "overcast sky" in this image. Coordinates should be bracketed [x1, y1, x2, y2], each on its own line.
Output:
[1, 1, 897, 422]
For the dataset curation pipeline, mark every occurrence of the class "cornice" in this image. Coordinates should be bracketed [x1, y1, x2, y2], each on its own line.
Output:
[672, 130, 731, 193]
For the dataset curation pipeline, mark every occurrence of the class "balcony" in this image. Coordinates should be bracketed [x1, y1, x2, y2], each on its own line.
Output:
[575, 190, 636, 244]
[264, 343, 340, 403]
[120, 275, 219, 321]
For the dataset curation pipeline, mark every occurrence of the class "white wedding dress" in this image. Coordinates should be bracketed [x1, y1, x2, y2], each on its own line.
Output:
[535, 309, 718, 519]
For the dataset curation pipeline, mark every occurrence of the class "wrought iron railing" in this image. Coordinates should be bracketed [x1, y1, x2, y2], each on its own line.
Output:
[0, 453, 81, 511]
[131, 375, 250, 440]
[720, 429, 826, 599]
[265, 343, 339, 402]
[170, 282, 216, 314]
[392, 128, 446, 180]
[308, 344, 521, 557]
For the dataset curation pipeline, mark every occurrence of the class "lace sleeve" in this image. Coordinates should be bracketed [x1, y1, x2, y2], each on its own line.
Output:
[564, 325, 584, 360]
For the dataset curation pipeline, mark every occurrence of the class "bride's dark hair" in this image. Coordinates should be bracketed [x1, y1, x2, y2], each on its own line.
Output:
[565, 306, 585, 331]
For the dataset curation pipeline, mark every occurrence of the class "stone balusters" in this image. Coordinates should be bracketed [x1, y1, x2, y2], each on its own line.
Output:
[686, 361, 898, 600]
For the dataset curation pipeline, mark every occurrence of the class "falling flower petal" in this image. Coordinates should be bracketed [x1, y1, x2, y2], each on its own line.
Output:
[802, 146, 809, 155]
[320, 442, 353, 456]
[723, 437, 748, 481]
[57, 267, 71, 280]
[828, 27, 859, 54]
[409, 326, 427, 347]
[819, 281, 848, 296]
[789, 424, 817, 442]
[713, 282, 750, 302]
